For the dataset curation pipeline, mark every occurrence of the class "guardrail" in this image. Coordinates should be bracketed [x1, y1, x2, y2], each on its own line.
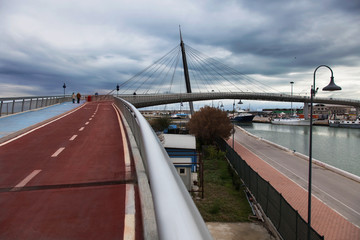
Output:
[0, 96, 71, 117]
[114, 97, 213, 240]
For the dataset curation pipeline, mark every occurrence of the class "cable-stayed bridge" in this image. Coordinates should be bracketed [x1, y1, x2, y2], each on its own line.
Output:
[112, 35, 360, 113]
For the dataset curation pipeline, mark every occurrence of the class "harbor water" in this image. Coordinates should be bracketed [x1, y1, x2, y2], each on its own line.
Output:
[238, 122, 360, 177]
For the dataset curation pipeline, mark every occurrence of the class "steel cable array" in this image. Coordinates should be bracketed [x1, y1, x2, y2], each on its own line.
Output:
[114, 43, 280, 95]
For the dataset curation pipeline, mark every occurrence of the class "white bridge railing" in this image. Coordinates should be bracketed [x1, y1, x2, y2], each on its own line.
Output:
[114, 97, 213, 240]
[0, 96, 71, 117]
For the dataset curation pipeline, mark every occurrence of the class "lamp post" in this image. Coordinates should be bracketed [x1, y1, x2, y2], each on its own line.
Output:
[290, 81, 294, 116]
[217, 101, 224, 110]
[211, 90, 214, 107]
[307, 65, 341, 240]
[116, 84, 119, 97]
[232, 99, 235, 149]
[63, 83, 66, 97]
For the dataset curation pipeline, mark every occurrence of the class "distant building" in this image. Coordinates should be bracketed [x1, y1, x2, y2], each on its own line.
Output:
[161, 134, 197, 191]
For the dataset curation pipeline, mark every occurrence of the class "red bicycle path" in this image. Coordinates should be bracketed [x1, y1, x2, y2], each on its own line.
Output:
[228, 131, 360, 240]
[0, 101, 143, 239]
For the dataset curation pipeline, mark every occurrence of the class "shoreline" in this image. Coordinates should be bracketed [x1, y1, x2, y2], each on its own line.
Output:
[236, 125, 360, 184]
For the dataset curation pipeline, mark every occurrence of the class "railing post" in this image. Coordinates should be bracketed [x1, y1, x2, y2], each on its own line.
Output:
[11, 100, 15, 114]
[21, 99, 25, 112]
[0, 100, 3, 117]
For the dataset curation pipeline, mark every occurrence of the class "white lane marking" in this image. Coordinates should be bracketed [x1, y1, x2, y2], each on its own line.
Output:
[0, 103, 87, 147]
[112, 104, 131, 168]
[234, 136, 360, 225]
[79, 127, 85, 131]
[12, 170, 42, 191]
[85, 122, 89, 125]
[89, 118, 92, 121]
[69, 135, 77, 141]
[124, 184, 135, 240]
[51, 147, 65, 157]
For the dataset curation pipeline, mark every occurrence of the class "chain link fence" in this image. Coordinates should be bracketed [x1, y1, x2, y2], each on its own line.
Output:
[217, 138, 324, 240]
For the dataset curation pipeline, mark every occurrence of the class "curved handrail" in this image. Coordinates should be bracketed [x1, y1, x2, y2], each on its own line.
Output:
[114, 97, 213, 240]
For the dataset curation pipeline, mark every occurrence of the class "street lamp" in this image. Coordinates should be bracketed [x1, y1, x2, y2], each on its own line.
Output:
[116, 84, 120, 97]
[217, 101, 224, 110]
[211, 90, 214, 107]
[290, 81, 294, 116]
[307, 65, 341, 240]
[63, 83, 66, 97]
[232, 99, 235, 149]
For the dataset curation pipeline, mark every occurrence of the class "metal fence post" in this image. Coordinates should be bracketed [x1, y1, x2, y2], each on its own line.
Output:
[21, 99, 25, 112]
[11, 100, 15, 114]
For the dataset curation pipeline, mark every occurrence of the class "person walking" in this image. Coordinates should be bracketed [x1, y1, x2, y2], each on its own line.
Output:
[72, 92, 75, 103]
[76, 92, 81, 104]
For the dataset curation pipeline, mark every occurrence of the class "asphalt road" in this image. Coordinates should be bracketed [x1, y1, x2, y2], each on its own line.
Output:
[234, 126, 360, 228]
[0, 101, 142, 239]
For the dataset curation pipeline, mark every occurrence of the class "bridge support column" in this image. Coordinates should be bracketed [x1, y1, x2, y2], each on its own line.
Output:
[303, 102, 309, 120]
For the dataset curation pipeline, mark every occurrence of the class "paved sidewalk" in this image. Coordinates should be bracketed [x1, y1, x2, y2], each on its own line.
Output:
[228, 134, 360, 240]
[0, 101, 84, 140]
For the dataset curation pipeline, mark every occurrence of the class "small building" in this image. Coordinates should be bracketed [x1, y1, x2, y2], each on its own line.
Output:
[161, 134, 197, 191]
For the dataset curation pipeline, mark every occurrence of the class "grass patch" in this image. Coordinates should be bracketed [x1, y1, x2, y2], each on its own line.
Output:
[194, 146, 252, 222]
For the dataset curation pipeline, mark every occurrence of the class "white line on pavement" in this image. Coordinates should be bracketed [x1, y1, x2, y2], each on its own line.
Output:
[85, 122, 89, 125]
[69, 135, 77, 141]
[12, 169, 42, 191]
[79, 127, 85, 131]
[51, 147, 65, 157]
[123, 184, 135, 240]
[112, 104, 131, 168]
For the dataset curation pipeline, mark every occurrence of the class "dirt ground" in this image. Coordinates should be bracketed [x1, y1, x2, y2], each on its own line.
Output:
[207, 222, 275, 240]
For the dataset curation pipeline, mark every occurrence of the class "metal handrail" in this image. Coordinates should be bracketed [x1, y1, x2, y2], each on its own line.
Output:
[114, 97, 213, 240]
[0, 96, 71, 117]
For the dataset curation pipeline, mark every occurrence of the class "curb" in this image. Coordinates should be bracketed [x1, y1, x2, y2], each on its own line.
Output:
[236, 125, 360, 184]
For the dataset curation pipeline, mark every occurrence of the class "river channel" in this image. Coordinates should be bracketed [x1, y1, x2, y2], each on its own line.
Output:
[238, 122, 360, 177]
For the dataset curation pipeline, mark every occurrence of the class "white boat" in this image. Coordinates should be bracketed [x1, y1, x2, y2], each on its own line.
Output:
[271, 118, 310, 126]
[329, 117, 360, 129]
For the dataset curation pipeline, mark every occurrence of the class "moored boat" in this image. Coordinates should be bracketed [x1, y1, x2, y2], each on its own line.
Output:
[329, 117, 360, 129]
[233, 113, 255, 122]
[271, 118, 310, 126]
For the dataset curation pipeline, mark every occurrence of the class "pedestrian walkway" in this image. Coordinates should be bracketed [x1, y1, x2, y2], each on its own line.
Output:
[228, 131, 360, 240]
[0, 101, 84, 139]
[0, 101, 142, 239]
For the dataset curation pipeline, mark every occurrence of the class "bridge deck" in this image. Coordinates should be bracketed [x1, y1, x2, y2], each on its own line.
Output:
[0, 101, 142, 239]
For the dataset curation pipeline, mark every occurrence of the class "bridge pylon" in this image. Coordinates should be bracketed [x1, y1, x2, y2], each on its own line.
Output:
[179, 26, 194, 115]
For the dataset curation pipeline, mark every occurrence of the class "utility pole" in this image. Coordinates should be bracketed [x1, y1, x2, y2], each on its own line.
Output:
[179, 26, 194, 115]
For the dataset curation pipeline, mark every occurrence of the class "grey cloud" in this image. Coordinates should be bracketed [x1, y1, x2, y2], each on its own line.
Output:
[0, 0, 359, 100]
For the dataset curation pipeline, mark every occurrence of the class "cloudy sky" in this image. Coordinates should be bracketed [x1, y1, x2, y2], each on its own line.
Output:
[1, 0, 359, 108]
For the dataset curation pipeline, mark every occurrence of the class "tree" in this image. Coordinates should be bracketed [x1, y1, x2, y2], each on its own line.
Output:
[187, 106, 232, 145]
[149, 116, 172, 132]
